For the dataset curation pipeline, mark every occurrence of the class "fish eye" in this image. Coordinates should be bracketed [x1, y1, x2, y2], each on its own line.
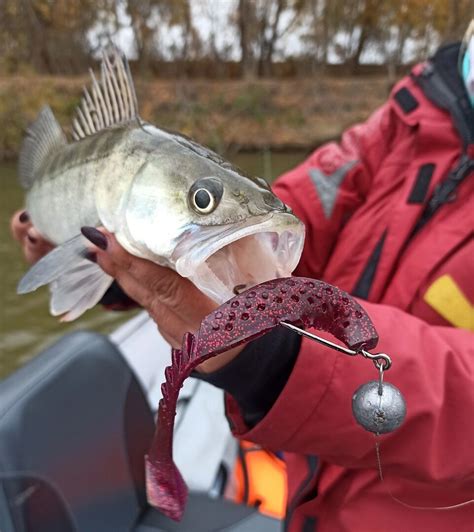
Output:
[193, 188, 214, 213]
[189, 177, 223, 215]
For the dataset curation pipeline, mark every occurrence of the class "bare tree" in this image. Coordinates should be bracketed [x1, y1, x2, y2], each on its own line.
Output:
[0, 0, 100, 74]
[236, 0, 306, 78]
[237, 0, 256, 78]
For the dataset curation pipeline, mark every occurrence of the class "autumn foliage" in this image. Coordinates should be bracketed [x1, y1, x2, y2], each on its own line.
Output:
[0, 0, 471, 76]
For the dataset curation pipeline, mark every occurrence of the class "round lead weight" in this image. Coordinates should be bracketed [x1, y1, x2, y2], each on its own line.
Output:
[352, 381, 407, 434]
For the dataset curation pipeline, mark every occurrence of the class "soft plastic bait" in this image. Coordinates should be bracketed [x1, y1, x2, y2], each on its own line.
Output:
[144, 277, 379, 520]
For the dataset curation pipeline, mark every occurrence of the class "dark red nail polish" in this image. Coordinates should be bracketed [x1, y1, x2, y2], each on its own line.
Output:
[81, 226, 107, 250]
[27, 234, 37, 244]
[19, 211, 29, 223]
[83, 250, 97, 263]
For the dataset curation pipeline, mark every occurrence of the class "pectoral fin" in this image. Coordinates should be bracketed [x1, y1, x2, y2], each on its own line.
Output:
[18, 235, 89, 293]
[17, 234, 113, 321]
[50, 262, 113, 321]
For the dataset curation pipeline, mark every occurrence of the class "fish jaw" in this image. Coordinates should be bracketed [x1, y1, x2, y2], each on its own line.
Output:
[91, 130, 306, 298]
[172, 212, 305, 303]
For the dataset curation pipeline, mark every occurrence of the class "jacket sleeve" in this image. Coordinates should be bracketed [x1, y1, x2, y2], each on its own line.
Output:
[225, 300, 474, 485]
[195, 326, 301, 428]
[272, 102, 396, 279]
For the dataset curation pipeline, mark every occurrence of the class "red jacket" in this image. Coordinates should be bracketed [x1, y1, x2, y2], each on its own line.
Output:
[226, 46, 474, 530]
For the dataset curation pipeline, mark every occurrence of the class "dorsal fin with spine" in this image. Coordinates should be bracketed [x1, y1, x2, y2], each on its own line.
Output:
[72, 45, 139, 140]
[18, 106, 67, 189]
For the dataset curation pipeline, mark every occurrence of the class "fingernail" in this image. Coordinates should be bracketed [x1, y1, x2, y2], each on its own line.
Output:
[82, 250, 97, 263]
[27, 234, 37, 244]
[233, 284, 247, 295]
[81, 226, 107, 250]
[19, 211, 29, 223]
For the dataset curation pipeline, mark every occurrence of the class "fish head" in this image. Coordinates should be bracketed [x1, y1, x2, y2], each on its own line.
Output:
[119, 132, 305, 303]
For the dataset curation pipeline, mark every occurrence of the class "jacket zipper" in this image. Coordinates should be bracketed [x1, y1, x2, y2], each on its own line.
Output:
[411, 153, 473, 238]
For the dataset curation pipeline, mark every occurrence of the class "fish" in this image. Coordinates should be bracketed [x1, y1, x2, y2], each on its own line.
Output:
[17, 46, 305, 321]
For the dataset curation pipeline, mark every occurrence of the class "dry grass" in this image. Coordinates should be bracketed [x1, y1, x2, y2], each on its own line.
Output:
[0, 75, 391, 160]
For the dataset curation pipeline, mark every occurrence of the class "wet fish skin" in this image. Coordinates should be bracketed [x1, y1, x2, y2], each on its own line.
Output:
[27, 123, 290, 264]
[18, 46, 304, 319]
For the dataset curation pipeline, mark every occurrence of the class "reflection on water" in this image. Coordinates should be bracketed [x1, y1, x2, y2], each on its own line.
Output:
[0, 150, 307, 379]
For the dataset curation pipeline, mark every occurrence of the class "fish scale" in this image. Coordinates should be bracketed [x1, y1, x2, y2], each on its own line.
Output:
[17, 45, 305, 322]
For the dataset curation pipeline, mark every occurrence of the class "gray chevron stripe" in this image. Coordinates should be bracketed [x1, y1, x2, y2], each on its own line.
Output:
[308, 160, 358, 218]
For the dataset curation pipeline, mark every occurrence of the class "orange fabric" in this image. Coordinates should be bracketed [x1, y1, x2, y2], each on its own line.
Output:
[233, 441, 287, 519]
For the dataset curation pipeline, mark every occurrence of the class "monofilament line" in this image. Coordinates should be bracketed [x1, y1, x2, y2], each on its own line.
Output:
[374, 435, 474, 511]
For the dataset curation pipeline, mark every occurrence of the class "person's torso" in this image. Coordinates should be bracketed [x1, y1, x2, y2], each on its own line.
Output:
[284, 66, 473, 531]
[323, 120, 473, 329]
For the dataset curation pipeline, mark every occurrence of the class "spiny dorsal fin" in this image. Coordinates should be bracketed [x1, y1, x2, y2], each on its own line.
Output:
[18, 106, 67, 189]
[72, 45, 139, 140]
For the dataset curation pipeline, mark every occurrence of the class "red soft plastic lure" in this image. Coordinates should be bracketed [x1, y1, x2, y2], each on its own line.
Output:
[145, 277, 379, 520]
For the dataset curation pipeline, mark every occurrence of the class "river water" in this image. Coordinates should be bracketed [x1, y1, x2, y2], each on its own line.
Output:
[0, 151, 307, 379]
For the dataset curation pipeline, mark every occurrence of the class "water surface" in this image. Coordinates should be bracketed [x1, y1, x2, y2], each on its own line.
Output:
[0, 150, 308, 379]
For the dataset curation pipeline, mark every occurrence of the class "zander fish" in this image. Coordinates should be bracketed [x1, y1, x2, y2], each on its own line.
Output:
[17, 46, 304, 320]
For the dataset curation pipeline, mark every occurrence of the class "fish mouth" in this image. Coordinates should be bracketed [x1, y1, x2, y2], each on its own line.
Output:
[173, 213, 305, 303]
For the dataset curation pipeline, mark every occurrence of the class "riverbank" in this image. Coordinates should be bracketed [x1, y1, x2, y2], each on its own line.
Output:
[0, 75, 390, 160]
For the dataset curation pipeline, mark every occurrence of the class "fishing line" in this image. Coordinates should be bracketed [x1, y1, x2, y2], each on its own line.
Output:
[373, 431, 474, 511]
[284, 323, 474, 512]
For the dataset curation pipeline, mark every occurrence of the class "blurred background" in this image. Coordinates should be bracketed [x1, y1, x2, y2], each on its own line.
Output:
[0, 0, 472, 377]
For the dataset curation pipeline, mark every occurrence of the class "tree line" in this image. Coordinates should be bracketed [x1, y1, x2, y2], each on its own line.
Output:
[0, 0, 472, 76]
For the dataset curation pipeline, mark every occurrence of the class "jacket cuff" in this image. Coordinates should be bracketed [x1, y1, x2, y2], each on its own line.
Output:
[194, 326, 301, 427]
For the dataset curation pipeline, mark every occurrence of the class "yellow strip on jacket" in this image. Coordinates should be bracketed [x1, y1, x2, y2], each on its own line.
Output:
[424, 274, 474, 331]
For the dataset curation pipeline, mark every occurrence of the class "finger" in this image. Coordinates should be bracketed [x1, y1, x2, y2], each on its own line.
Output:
[159, 329, 179, 349]
[26, 227, 42, 245]
[23, 227, 54, 263]
[102, 235, 215, 315]
[97, 262, 160, 309]
[23, 238, 55, 264]
[97, 262, 198, 337]
[114, 276, 188, 347]
[11, 210, 54, 264]
[101, 230, 174, 288]
[80, 228, 189, 321]
[81, 226, 217, 330]
[96, 268, 191, 346]
[10, 210, 32, 242]
[82, 227, 183, 302]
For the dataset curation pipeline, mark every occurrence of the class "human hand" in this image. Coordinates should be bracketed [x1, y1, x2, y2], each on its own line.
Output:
[10, 210, 54, 264]
[81, 226, 245, 372]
